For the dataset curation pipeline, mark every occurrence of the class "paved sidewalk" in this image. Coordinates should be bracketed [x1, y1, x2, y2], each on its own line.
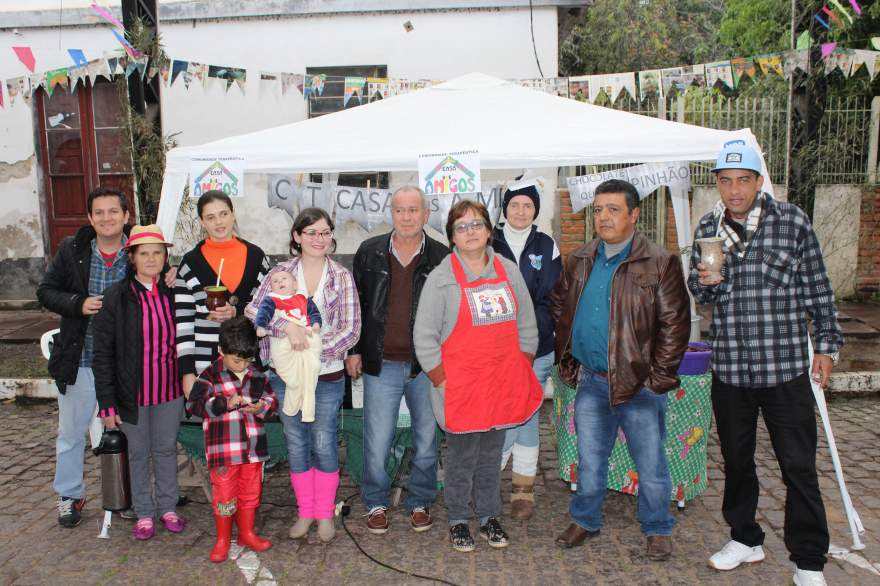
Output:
[0, 398, 878, 585]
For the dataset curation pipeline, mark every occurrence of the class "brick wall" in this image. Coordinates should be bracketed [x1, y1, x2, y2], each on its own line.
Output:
[664, 197, 679, 253]
[857, 185, 880, 295]
[558, 189, 587, 258]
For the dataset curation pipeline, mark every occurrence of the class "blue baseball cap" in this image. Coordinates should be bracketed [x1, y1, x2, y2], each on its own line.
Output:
[712, 140, 763, 174]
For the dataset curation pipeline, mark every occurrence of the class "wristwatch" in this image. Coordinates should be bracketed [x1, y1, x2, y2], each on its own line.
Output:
[826, 352, 840, 366]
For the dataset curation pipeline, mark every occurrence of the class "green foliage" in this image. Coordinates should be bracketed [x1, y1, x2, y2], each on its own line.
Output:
[717, 0, 790, 57]
[560, 0, 725, 76]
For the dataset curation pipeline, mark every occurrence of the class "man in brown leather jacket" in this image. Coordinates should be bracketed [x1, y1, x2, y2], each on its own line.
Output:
[550, 179, 690, 561]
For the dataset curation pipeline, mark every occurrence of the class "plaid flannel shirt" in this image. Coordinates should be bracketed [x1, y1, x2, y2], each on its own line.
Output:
[688, 193, 843, 388]
[81, 239, 128, 367]
[186, 359, 277, 469]
[244, 257, 361, 369]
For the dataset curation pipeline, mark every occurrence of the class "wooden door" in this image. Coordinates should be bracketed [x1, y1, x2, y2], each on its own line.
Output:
[36, 80, 135, 254]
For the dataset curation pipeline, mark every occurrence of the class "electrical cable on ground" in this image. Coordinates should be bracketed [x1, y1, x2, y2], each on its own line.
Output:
[339, 493, 461, 586]
[182, 490, 461, 585]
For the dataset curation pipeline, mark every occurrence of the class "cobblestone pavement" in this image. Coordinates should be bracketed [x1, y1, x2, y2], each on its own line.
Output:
[1, 397, 878, 586]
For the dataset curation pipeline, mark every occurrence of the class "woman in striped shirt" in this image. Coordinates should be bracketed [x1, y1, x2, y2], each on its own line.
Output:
[93, 225, 186, 541]
[176, 190, 269, 396]
[245, 207, 361, 543]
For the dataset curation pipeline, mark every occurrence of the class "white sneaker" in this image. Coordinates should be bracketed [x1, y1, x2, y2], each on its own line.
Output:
[793, 569, 827, 586]
[708, 540, 766, 570]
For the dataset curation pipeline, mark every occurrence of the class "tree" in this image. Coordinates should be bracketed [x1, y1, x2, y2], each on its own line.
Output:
[560, 0, 724, 76]
[717, 0, 790, 57]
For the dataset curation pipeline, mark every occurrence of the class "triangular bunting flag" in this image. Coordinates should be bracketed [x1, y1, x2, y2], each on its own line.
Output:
[87, 58, 112, 84]
[343, 76, 366, 106]
[730, 57, 757, 86]
[68, 65, 89, 90]
[170, 59, 188, 87]
[185, 62, 207, 89]
[68, 49, 88, 67]
[705, 61, 735, 90]
[821, 42, 838, 59]
[303, 73, 326, 99]
[46, 68, 70, 96]
[261, 72, 280, 97]
[5, 77, 30, 106]
[367, 77, 389, 101]
[850, 50, 878, 79]
[29, 73, 46, 97]
[13, 47, 36, 72]
[125, 58, 139, 78]
[825, 48, 854, 76]
[756, 54, 784, 77]
[782, 50, 809, 78]
[110, 28, 142, 59]
[90, 2, 125, 29]
[796, 30, 812, 50]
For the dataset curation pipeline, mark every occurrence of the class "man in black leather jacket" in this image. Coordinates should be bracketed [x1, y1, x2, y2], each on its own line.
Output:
[345, 186, 448, 535]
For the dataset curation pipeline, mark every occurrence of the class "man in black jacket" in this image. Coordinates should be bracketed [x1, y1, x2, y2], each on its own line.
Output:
[345, 186, 448, 535]
[37, 188, 132, 527]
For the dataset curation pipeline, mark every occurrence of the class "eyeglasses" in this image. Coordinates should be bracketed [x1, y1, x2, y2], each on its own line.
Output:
[453, 220, 486, 234]
[301, 230, 334, 240]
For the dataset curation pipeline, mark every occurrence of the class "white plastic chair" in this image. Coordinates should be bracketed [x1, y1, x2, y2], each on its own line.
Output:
[40, 329, 103, 449]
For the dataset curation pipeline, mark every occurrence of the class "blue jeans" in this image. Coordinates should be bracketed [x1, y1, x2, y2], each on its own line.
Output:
[54, 367, 97, 499]
[570, 370, 674, 536]
[502, 352, 554, 454]
[361, 361, 438, 512]
[272, 371, 344, 473]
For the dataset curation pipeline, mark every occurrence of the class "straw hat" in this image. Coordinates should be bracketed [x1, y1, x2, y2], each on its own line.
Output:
[125, 224, 173, 249]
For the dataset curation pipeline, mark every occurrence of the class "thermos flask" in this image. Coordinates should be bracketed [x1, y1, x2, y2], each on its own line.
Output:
[93, 429, 131, 512]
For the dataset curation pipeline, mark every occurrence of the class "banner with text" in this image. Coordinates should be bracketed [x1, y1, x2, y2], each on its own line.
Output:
[566, 161, 691, 213]
[418, 149, 481, 197]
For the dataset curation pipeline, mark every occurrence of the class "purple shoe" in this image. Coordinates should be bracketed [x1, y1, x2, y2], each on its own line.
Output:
[160, 512, 186, 533]
[133, 517, 155, 540]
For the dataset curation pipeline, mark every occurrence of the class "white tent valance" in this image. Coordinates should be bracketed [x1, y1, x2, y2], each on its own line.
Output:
[156, 72, 772, 239]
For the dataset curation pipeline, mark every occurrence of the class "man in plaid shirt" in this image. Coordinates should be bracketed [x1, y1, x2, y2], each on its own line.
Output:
[688, 141, 843, 586]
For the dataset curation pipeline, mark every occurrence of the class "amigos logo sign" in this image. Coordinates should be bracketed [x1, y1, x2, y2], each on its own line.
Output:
[418, 149, 481, 196]
[189, 156, 246, 198]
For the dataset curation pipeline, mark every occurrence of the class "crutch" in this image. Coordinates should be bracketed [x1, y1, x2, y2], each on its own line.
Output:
[807, 338, 865, 551]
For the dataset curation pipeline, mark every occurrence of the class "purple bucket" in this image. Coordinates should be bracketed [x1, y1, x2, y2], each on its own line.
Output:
[678, 342, 712, 375]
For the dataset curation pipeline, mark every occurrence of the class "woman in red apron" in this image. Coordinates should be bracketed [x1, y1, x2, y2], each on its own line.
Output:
[414, 200, 543, 553]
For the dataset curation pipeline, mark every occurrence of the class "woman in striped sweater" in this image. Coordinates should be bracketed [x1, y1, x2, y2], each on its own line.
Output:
[93, 225, 185, 540]
[175, 191, 269, 396]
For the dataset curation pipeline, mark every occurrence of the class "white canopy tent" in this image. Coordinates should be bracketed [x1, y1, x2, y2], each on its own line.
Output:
[156, 71, 773, 246]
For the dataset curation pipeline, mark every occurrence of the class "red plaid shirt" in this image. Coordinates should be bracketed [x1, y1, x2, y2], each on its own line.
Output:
[186, 358, 277, 469]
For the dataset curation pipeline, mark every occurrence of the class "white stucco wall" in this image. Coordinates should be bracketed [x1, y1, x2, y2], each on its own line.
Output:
[0, 6, 559, 261]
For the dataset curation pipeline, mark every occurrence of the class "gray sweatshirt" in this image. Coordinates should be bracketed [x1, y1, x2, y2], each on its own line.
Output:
[413, 245, 538, 390]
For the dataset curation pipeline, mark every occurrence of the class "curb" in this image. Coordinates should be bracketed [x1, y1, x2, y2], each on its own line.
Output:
[1, 372, 878, 402]
[0, 378, 57, 400]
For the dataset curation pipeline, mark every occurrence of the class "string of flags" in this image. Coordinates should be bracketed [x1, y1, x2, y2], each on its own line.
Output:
[2, 43, 879, 110]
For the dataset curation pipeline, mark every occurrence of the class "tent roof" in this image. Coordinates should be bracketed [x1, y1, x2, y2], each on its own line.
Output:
[157, 72, 766, 234]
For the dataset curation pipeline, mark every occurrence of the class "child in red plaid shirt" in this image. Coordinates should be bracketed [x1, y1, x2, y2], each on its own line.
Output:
[187, 316, 278, 563]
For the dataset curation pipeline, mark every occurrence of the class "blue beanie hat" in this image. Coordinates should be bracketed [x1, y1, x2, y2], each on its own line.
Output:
[502, 180, 541, 219]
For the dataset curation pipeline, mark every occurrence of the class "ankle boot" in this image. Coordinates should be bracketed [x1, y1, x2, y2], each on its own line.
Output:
[209, 515, 234, 562]
[313, 469, 340, 543]
[235, 508, 272, 552]
[510, 472, 536, 520]
[289, 470, 315, 539]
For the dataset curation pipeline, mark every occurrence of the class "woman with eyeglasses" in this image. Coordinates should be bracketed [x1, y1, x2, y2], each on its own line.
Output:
[245, 207, 361, 544]
[175, 190, 270, 398]
[413, 200, 543, 553]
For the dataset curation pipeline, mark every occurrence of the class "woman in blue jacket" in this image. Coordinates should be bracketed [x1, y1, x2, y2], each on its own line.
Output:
[492, 178, 562, 520]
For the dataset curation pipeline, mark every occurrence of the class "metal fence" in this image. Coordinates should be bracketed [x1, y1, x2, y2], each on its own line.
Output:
[560, 93, 874, 187]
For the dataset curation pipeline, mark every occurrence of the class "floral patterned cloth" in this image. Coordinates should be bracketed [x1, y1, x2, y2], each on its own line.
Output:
[551, 367, 713, 502]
